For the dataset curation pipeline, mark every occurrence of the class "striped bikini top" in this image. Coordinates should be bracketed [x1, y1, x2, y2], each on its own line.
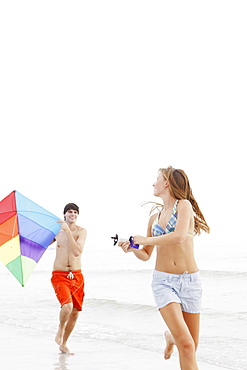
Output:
[152, 200, 178, 237]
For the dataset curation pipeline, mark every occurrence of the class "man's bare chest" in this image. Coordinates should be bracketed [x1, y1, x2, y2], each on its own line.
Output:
[56, 230, 78, 246]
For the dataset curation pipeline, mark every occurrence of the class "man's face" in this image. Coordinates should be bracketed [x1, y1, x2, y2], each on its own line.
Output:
[64, 209, 78, 222]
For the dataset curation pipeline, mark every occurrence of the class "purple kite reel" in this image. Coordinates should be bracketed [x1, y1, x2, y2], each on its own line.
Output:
[129, 236, 139, 249]
[111, 234, 139, 249]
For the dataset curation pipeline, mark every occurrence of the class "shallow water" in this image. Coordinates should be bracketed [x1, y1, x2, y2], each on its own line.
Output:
[0, 242, 246, 370]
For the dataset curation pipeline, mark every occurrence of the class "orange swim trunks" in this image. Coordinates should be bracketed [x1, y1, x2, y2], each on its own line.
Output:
[51, 270, 85, 311]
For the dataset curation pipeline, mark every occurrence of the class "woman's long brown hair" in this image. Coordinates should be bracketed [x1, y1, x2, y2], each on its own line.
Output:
[159, 166, 210, 235]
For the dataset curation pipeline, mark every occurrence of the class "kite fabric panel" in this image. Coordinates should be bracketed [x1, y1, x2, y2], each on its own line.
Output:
[0, 190, 60, 286]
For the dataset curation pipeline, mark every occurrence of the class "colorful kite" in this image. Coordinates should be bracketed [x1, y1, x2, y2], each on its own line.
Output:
[0, 190, 60, 286]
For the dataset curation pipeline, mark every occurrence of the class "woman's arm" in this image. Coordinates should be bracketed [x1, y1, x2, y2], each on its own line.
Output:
[119, 214, 156, 261]
[134, 200, 192, 247]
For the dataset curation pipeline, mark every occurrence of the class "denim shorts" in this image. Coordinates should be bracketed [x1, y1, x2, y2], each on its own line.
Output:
[152, 270, 202, 313]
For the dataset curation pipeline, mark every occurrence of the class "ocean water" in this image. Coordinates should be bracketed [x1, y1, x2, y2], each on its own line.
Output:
[0, 240, 246, 370]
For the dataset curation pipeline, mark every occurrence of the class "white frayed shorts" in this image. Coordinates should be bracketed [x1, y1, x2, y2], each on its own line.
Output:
[152, 270, 202, 313]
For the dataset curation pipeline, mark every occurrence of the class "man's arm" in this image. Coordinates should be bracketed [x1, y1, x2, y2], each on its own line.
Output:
[58, 221, 87, 256]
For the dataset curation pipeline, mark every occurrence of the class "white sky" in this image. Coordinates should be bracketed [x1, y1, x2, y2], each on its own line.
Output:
[0, 1, 246, 256]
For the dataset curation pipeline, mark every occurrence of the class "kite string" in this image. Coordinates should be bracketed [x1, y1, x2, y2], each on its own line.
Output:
[62, 282, 84, 306]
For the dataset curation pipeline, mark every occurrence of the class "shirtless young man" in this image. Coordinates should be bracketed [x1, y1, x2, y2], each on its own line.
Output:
[51, 203, 87, 355]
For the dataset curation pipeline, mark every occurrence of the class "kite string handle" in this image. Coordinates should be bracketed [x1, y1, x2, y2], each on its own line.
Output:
[111, 234, 139, 249]
[129, 236, 139, 249]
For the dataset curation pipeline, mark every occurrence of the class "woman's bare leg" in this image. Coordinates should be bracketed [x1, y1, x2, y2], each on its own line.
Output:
[164, 330, 175, 359]
[182, 311, 200, 351]
[159, 303, 199, 370]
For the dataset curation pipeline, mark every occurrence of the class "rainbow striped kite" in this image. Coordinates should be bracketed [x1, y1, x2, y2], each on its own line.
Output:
[0, 191, 60, 286]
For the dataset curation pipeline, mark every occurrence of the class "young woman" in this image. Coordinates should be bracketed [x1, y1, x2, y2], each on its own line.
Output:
[119, 166, 210, 370]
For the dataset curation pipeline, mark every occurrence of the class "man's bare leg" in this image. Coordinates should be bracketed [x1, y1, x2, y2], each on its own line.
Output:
[59, 307, 79, 355]
[55, 303, 73, 346]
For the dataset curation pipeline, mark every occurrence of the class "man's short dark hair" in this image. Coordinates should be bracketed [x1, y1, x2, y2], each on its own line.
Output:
[63, 203, 79, 215]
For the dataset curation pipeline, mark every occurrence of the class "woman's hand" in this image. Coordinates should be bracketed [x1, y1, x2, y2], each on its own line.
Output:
[118, 240, 133, 253]
[133, 235, 149, 245]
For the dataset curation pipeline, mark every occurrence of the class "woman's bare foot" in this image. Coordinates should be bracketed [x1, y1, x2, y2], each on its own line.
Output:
[164, 330, 175, 360]
[59, 345, 75, 355]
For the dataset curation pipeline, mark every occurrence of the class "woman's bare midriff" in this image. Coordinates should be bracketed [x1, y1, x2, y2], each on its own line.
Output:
[155, 239, 198, 274]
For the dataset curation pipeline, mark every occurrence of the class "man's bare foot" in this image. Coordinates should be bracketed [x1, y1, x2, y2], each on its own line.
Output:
[55, 327, 64, 345]
[59, 345, 75, 355]
[164, 330, 175, 360]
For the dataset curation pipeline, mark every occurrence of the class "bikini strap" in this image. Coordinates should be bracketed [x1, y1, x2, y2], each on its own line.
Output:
[172, 199, 179, 214]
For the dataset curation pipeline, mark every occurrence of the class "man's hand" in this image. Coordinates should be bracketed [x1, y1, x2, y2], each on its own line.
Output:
[57, 219, 70, 233]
